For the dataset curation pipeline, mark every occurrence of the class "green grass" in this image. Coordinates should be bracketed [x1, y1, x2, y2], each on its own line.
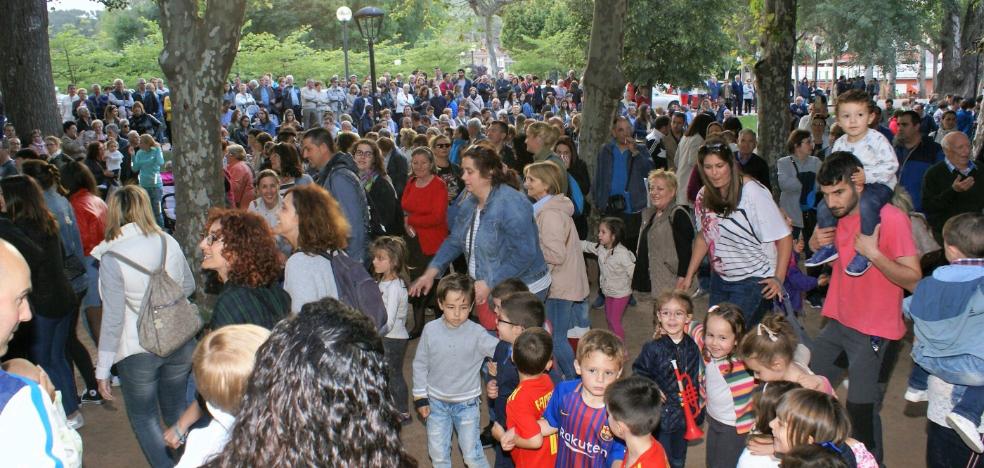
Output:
[738, 114, 758, 131]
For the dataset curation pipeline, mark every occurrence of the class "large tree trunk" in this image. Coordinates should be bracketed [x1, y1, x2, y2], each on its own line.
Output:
[580, 0, 627, 185]
[0, 0, 62, 142]
[483, 14, 499, 76]
[157, 0, 246, 301]
[754, 0, 797, 170]
[937, 0, 963, 95]
[953, 0, 983, 98]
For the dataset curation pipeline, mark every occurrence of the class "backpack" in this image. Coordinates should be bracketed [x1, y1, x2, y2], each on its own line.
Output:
[103, 234, 202, 357]
[320, 250, 389, 335]
[567, 174, 585, 216]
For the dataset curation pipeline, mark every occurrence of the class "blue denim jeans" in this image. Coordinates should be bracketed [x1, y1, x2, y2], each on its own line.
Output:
[143, 185, 165, 227]
[116, 340, 195, 468]
[816, 182, 894, 236]
[426, 397, 490, 468]
[29, 313, 78, 416]
[915, 353, 984, 424]
[545, 298, 578, 380]
[709, 274, 766, 326]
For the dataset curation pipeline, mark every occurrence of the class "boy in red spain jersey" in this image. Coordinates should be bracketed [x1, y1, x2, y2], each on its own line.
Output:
[606, 376, 669, 468]
[500, 327, 558, 466]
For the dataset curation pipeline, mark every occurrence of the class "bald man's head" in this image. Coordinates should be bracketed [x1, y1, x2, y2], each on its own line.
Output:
[0, 239, 32, 357]
[942, 131, 972, 169]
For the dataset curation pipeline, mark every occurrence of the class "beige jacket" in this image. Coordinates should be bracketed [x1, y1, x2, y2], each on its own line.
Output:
[535, 195, 589, 301]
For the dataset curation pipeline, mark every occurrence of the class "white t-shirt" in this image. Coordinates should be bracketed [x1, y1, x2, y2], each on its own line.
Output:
[831, 129, 898, 188]
[737, 448, 779, 468]
[106, 150, 124, 171]
[695, 180, 791, 281]
[380, 279, 409, 339]
[706, 357, 738, 425]
[175, 403, 234, 468]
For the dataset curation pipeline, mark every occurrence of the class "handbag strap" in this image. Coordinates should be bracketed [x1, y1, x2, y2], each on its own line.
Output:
[103, 250, 152, 275]
[156, 233, 168, 273]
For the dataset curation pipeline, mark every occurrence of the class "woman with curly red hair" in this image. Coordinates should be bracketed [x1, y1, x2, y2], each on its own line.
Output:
[200, 208, 289, 329]
[162, 209, 291, 452]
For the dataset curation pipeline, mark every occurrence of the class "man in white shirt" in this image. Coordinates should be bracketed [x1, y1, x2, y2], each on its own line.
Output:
[60, 84, 79, 123]
[300, 79, 321, 129]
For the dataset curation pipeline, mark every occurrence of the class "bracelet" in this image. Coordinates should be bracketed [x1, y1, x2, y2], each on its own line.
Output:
[172, 425, 187, 445]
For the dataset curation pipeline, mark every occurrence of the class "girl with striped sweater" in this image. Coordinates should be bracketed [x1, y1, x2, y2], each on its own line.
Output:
[701, 303, 757, 468]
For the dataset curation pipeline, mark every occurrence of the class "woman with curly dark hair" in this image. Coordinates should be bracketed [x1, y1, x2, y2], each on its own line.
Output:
[200, 209, 289, 329]
[203, 298, 416, 467]
[162, 209, 290, 452]
[275, 184, 350, 313]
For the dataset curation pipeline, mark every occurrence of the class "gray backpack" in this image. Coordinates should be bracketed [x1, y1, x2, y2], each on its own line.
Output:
[104, 234, 202, 356]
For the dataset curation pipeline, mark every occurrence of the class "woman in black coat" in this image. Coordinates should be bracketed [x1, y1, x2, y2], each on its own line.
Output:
[351, 139, 403, 238]
[0, 175, 81, 422]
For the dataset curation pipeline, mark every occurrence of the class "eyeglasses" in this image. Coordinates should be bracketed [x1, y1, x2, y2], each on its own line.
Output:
[353, 150, 374, 158]
[203, 232, 224, 246]
[434, 143, 451, 149]
[496, 315, 519, 326]
[657, 308, 688, 318]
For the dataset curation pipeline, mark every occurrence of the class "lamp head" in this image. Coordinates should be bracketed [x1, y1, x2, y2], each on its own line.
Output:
[354, 6, 385, 42]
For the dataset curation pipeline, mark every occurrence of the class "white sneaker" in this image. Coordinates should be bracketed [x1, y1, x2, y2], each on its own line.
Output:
[904, 386, 929, 403]
[946, 412, 984, 453]
[67, 411, 85, 430]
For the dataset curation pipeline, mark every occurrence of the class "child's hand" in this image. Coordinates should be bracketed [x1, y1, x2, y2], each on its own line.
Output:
[657, 388, 667, 404]
[747, 435, 776, 455]
[818, 273, 830, 287]
[487, 362, 498, 377]
[163, 426, 185, 449]
[486, 380, 499, 399]
[794, 237, 805, 254]
[2, 359, 56, 403]
[417, 405, 430, 420]
[850, 168, 866, 187]
[500, 428, 517, 451]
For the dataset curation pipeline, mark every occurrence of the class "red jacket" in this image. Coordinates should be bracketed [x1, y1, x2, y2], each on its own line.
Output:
[226, 160, 255, 209]
[401, 176, 448, 255]
[69, 189, 108, 255]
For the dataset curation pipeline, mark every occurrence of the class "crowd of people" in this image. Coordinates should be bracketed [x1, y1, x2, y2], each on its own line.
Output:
[0, 64, 981, 468]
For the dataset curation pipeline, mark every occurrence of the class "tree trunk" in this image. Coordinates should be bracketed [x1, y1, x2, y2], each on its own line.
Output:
[937, 0, 963, 95]
[0, 0, 63, 142]
[887, 65, 897, 99]
[953, 0, 983, 98]
[156, 0, 246, 301]
[580, 0, 627, 186]
[754, 0, 797, 170]
[832, 50, 839, 99]
[917, 45, 927, 98]
[483, 14, 499, 76]
[932, 46, 938, 94]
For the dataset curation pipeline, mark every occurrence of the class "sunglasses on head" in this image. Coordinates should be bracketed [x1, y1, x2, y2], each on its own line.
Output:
[699, 142, 726, 154]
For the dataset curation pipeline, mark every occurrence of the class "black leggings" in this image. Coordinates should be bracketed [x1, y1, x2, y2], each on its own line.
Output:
[66, 293, 97, 392]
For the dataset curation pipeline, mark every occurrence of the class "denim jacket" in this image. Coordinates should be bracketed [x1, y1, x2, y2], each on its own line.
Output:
[905, 264, 984, 360]
[429, 184, 549, 288]
[593, 140, 654, 214]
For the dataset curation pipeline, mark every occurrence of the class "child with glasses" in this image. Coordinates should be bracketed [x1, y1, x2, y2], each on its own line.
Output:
[632, 290, 703, 468]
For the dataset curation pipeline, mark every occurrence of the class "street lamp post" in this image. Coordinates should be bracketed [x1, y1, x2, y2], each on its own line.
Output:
[336, 6, 352, 85]
[812, 35, 824, 90]
[355, 6, 385, 112]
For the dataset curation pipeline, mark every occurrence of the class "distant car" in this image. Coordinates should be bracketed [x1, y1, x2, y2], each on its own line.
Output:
[650, 87, 681, 111]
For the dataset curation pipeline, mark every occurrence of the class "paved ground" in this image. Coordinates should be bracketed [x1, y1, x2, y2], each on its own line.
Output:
[77, 289, 927, 467]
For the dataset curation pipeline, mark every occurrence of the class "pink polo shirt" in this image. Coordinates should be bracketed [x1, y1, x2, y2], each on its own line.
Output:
[821, 204, 917, 340]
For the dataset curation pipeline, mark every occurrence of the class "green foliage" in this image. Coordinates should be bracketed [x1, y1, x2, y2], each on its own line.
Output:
[500, 0, 551, 51]
[509, 33, 573, 76]
[622, 0, 736, 86]
[98, 0, 159, 49]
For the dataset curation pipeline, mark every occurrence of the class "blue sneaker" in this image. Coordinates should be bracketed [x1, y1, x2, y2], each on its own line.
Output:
[805, 244, 839, 267]
[845, 254, 871, 276]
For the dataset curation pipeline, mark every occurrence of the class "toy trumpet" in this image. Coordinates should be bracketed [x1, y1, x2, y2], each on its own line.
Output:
[671, 359, 704, 441]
